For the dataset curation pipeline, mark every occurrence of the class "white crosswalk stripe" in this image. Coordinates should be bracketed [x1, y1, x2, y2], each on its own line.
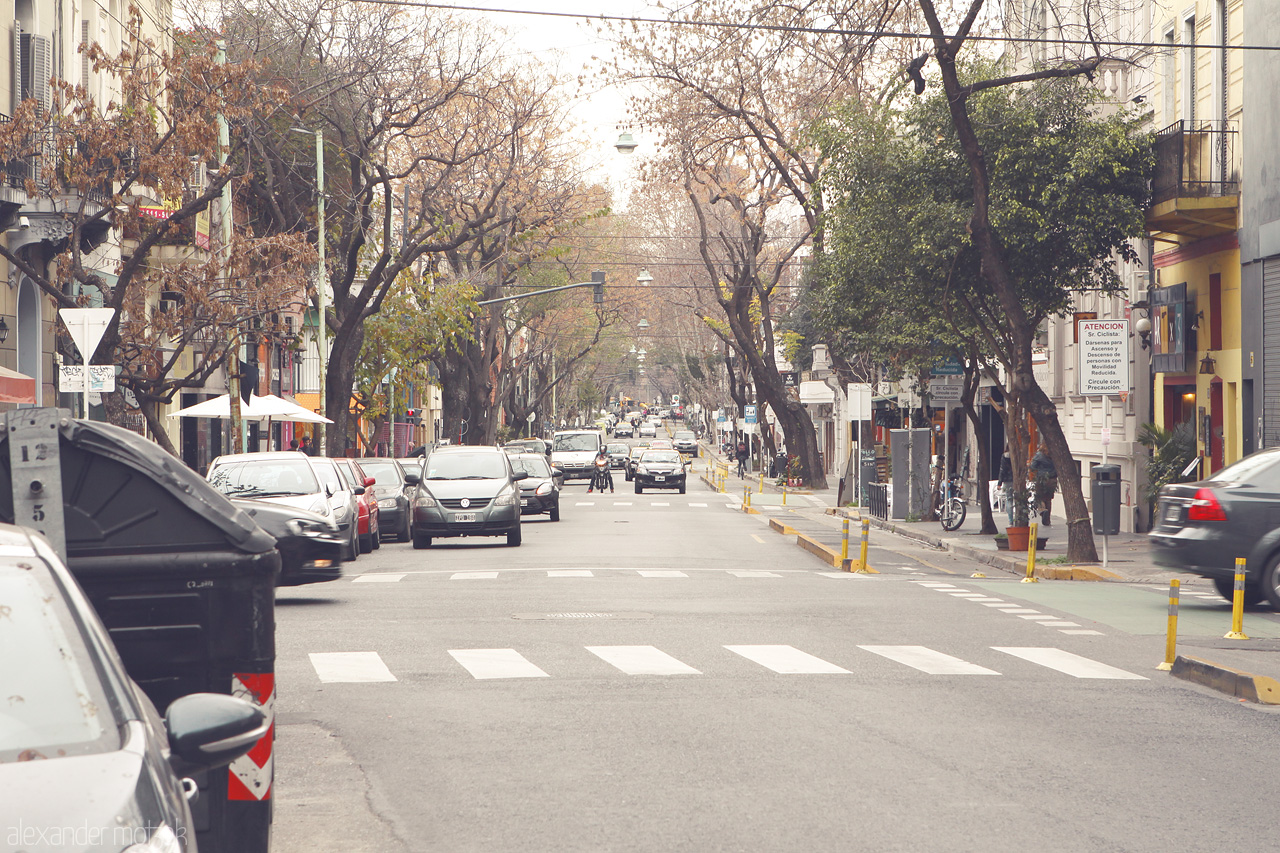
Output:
[449, 649, 549, 679]
[992, 647, 1146, 679]
[728, 570, 781, 578]
[309, 652, 397, 683]
[353, 574, 405, 583]
[587, 646, 701, 675]
[859, 645, 999, 675]
[724, 645, 851, 674]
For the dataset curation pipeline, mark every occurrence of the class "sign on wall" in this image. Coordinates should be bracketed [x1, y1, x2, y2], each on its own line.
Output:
[1077, 319, 1130, 396]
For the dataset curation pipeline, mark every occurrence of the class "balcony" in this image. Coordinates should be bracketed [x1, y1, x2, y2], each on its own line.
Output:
[1146, 121, 1239, 240]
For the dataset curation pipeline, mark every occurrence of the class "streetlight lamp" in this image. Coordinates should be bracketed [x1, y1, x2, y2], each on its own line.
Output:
[292, 126, 327, 455]
[637, 268, 653, 285]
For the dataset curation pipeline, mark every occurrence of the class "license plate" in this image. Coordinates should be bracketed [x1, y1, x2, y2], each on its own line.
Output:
[520, 499, 529, 506]
[453, 512, 477, 523]
[655, 475, 666, 482]
[1163, 504, 1182, 523]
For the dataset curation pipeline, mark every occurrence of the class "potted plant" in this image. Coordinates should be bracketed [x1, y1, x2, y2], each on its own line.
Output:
[1005, 480, 1032, 551]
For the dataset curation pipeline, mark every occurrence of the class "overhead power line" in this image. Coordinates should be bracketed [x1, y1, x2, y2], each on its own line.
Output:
[347, 0, 1280, 52]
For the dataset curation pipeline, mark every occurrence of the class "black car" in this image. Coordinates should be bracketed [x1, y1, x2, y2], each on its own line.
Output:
[606, 442, 630, 469]
[232, 499, 345, 585]
[408, 446, 528, 547]
[1151, 447, 1280, 607]
[633, 449, 688, 494]
[509, 452, 563, 521]
[0, 524, 268, 850]
[360, 457, 413, 542]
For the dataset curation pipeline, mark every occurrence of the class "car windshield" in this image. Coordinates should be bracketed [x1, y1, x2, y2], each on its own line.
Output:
[361, 461, 403, 485]
[510, 456, 552, 478]
[642, 451, 681, 464]
[1204, 451, 1280, 484]
[553, 434, 599, 452]
[675, 432, 695, 440]
[426, 453, 509, 480]
[313, 460, 345, 493]
[629, 447, 647, 458]
[209, 457, 320, 497]
[607, 444, 628, 454]
[0, 565, 120, 762]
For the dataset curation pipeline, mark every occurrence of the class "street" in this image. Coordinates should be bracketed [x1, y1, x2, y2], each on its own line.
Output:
[271, 472, 1279, 853]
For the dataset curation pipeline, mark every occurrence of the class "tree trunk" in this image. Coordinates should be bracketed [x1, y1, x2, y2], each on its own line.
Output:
[138, 399, 180, 458]
[1026, 381, 1098, 562]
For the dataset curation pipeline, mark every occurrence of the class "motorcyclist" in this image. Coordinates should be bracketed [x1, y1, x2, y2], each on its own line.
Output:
[588, 446, 614, 494]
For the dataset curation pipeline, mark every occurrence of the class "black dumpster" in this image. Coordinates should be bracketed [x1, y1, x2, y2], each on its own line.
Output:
[0, 415, 279, 853]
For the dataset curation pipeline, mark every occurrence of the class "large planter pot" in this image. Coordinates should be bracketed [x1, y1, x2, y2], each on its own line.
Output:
[1005, 526, 1031, 551]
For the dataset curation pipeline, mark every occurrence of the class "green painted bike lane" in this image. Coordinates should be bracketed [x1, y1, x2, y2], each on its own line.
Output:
[968, 579, 1280, 639]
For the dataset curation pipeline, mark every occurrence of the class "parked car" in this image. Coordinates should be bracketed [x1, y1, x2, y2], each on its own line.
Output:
[0, 524, 268, 850]
[407, 446, 527, 547]
[232, 498, 345, 585]
[1151, 448, 1280, 607]
[207, 451, 361, 561]
[551, 429, 605, 481]
[625, 443, 652, 481]
[606, 442, 630, 469]
[509, 452, 562, 521]
[633, 449, 687, 494]
[337, 457, 381, 553]
[672, 430, 698, 456]
[360, 458, 413, 542]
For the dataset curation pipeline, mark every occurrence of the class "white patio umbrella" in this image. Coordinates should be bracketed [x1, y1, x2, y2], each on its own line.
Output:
[169, 393, 332, 423]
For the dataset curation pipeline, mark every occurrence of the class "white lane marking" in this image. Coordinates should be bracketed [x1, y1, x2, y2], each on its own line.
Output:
[689, 502, 708, 507]
[729, 570, 781, 578]
[819, 572, 871, 578]
[982, 602, 1018, 607]
[309, 652, 397, 683]
[992, 647, 1146, 680]
[587, 646, 701, 675]
[451, 572, 498, 580]
[915, 582, 957, 587]
[548, 570, 593, 578]
[949, 592, 987, 597]
[637, 570, 688, 578]
[576, 502, 595, 506]
[449, 649, 549, 680]
[750, 534, 766, 543]
[615, 501, 634, 506]
[858, 646, 1000, 676]
[968, 597, 1005, 602]
[1060, 629, 1105, 636]
[1018, 614, 1063, 620]
[997, 609, 1042, 614]
[921, 584, 962, 590]
[1039, 621, 1081, 627]
[651, 502, 671, 507]
[353, 574, 406, 583]
[805, 496, 827, 507]
[725, 645, 851, 674]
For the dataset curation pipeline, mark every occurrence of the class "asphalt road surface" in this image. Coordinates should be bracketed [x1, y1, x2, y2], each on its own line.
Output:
[272, 471, 1279, 853]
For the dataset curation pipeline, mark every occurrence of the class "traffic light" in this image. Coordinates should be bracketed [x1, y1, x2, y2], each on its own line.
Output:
[405, 408, 418, 424]
[592, 270, 605, 304]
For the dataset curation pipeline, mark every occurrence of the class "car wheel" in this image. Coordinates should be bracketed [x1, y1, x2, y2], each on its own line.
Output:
[635, 483, 642, 494]
[398, 516, 411, 543]
[412, 531, 432, 549]
[507, 527, 522, 546]
[371, 522, 381, 550]
[1260, 556, 1280, 609]
[679, 483, 686, 495]
[1212, 575, 1268, 605]
[347, 527, 360, 561]
[360, 532, 373, 554]
[550, 504, 560, 522]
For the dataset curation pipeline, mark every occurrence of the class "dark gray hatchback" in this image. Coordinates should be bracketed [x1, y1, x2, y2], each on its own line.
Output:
[1150, 447, 1280, 607]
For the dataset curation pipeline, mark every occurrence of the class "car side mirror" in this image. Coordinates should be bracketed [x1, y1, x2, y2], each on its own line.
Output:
[166, 693, 268, 775]
[512, 471, 528, 481]
[364, 476, 376, 487]
[353, 486, 366, 496]
[404, 470, 421, 485]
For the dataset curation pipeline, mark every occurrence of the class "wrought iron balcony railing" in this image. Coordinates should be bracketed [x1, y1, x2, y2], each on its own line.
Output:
[1152, 120, 1239, 205]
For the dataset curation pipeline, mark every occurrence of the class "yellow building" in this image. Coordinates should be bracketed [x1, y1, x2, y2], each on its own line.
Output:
[1145, 0, 1244, 476]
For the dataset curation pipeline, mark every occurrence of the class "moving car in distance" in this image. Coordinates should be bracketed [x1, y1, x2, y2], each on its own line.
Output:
[509, 452, 562, 521]
[408, 445, 527, 547]
[625, 442, 651, 481]
[551, 429, 604, 481]
[638, 421, 657, 438]
[633, 449, 688, 494]
[0, 524, 268, 851]
[504, 437, 551, 458]
[1151, 447, 1280, 607]
[672, 430, 698, 456]
[612, 421, 634, 438]
[606, 442, 630, 469]
[233, 499, 345, 585]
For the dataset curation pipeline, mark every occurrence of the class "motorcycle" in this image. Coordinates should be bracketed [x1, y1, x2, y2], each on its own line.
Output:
[589, 455, 613, 493]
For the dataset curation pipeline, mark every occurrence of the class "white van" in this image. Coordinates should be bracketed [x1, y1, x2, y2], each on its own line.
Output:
[551, 430, 605, 480]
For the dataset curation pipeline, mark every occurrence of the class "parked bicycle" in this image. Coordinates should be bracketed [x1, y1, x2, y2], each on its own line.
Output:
[935, 474, 967, 531]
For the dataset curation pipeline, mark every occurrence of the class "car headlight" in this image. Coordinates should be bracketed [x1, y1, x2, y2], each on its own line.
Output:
[536, 483, 553, 496]
[308, 499, 329, 516]
[122, 824, 183, 853]
[415, 493, 438, 508]
[377, 498, 397, 508]
[637, 466, 650, 475]
[494, 487, 518, 506]
[286, 517, 331, 537]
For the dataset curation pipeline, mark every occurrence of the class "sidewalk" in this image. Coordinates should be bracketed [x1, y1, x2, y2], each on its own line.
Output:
[695, 439, 1278, 704]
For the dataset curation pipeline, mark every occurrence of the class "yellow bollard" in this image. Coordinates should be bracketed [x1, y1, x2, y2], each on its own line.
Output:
[759, 471, 765, 494]
[1158, 578, 1181, 671]
[1225, 558, 1251, 640]
[841, 518, 849, 561]
[744, 486, 751, 512]
[855, 518, 871, 573]
[1021, 521, 1040, 583]
[782, 482, 788, 506]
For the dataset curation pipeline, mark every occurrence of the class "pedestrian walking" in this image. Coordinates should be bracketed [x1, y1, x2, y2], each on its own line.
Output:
[1030, 447, 1058, 526]
[300, 435, 315, 456]
[998, 447, 1014, 526]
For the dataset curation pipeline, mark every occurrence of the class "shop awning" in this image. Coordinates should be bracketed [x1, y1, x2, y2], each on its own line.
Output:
[0, 366, 37, 404]
[799, 380, 835, 405]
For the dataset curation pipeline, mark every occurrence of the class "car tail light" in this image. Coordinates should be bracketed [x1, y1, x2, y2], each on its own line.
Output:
[1187, 488, 1227, 521]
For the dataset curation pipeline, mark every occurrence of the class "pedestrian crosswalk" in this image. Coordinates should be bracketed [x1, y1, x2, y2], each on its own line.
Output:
[304, 643, 1147, 683]
[912, 580, 1105, 636]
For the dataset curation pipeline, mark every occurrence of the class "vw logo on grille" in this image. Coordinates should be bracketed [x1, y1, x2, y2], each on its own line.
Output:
[460, 498, 470, 508]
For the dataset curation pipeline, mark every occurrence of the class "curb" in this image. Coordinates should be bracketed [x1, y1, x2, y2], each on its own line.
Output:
[1170, 655, 1280, 705]
[829, 507, 1123, 582]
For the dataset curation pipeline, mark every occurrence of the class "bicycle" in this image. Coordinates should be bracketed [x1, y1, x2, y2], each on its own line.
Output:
[935, 474, 967, 531]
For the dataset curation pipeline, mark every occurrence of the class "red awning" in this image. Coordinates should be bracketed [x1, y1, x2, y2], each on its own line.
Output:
[0, 366, 37, 404]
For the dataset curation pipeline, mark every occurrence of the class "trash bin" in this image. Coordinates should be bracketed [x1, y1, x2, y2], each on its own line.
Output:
[0, 414, 279, 853]
[1091, 463, 1122, 536]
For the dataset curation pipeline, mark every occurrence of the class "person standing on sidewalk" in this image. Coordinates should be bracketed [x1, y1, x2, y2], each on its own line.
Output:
[1030, 447, 1058, 526]
[997, 447, 1014, 526]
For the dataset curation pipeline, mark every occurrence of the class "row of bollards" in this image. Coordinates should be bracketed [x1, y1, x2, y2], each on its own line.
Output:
[837, 516, 872, 573]
[1159, 557, 1252, 671]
